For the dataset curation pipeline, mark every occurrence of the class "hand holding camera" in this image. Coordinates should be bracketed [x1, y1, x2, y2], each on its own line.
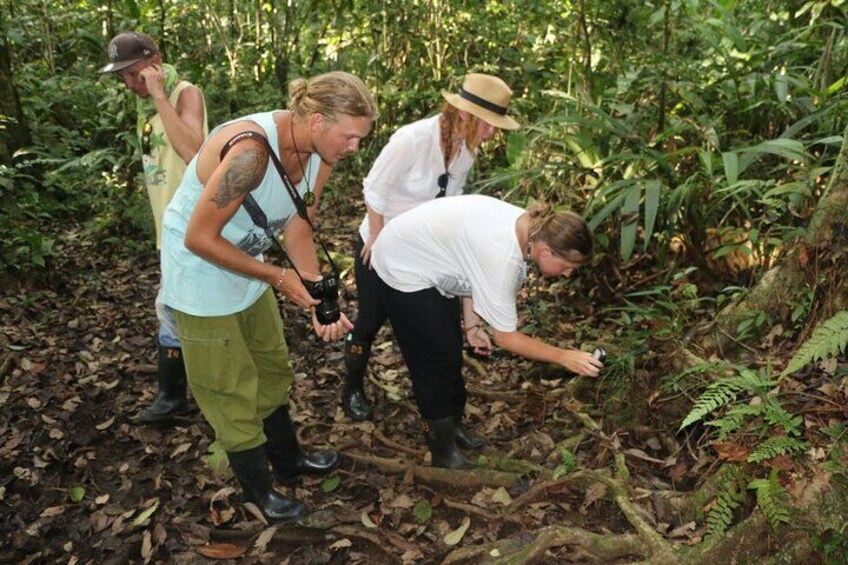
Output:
[302, 275, 341, 325]
[303, 274, 353, 341]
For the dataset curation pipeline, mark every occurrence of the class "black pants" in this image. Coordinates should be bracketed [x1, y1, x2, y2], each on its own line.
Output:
[376, 274, 465, 420]
[350, 236, 389, 345]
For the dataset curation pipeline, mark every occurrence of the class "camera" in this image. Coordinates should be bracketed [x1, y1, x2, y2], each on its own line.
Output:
[303, 275, 340, 325]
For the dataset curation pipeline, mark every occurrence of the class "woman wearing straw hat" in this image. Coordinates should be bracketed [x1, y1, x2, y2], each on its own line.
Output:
[341, 73, 519, 437]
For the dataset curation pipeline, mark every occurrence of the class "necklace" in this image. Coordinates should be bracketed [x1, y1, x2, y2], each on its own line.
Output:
[289, 115, 315, 207]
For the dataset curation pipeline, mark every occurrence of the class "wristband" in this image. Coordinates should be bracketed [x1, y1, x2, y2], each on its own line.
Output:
[273, 268, 288, 290]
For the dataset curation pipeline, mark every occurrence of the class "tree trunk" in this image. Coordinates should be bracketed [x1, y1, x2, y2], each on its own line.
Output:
[706, 123, 848, 352]
[0, 34, 31, 165]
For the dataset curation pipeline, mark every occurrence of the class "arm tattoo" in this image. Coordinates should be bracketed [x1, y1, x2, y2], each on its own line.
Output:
[211, 145, 268, 208]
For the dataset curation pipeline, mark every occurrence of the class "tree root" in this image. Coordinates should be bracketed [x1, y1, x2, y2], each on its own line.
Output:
[343, 451, 522, 488]
[0, 333, 12, 385]
[373, 427, 425, 457]
[440, 525, 646, 564]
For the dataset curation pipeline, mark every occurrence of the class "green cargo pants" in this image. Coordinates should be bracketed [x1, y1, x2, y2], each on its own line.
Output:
[172, 289, 294, 452]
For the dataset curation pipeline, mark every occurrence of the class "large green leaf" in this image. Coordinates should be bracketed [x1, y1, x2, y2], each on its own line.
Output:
[643, 180, 661, 246]
[722, 152, 739, 185]
[620, 184, 641, 261]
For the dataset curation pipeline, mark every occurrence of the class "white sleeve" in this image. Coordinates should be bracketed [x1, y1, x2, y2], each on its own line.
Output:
[363, 129, 416, 214]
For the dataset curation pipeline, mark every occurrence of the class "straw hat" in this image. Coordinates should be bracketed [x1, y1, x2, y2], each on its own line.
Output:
[442, 73, 520, 130]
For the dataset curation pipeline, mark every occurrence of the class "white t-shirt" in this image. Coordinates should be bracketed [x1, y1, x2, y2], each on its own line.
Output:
[371, 195, 527, 332]
[358, 115, 476, 241]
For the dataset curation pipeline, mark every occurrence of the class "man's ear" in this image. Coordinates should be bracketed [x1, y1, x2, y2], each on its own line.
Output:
[150, 54, 163, 66]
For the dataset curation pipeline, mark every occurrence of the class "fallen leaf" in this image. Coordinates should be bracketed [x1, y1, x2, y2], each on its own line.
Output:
[581, 482, 607, 512]
[767, 454, 795, 471]
[95, 416, 115, 431]
[141, 530, 153, 563]
[195, 543, 246, 559]
[668, 460, 688, 480]
[170, 442, 191, 458]
[329, 539, 353, 550]
[413, 499, 432, 524]
[820, 357, 838, 375]
[40, 505, 66, 518]
[361, 510, 378, 529]
[68, 486, 86, 503]
[443, 516, 471, 546]
[253, 526, 277, 553]
[711, 442, 750, 462]
[132, 500, 159, 527]
[321, 475, 341, 493]
[389, 494, 415, 509]
[491, 487, 512, 506]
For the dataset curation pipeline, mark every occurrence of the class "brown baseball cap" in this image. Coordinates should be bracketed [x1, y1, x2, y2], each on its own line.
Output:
[99, 31, 159, 73]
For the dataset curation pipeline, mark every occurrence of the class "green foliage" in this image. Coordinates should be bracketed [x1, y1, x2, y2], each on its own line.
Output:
[679, 370, 775, 431]
[67, 486, 86, 503]
[707, 404, 763, 440]
[321, 475, 342, 493]
[780, 311, 848, 378]
[814, 524, 848, 565]
[748, 470, 791, 529]
[747, 436, 807, 464]
[706, 471, 745, 539]
[552, 448, 578, 479]
[413, 499, 432, 524]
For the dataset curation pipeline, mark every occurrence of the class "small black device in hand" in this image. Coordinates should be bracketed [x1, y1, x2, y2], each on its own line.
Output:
[592, 347, 607, 363]
[304, 275, 340, 325]
[220, 131, 345, 329]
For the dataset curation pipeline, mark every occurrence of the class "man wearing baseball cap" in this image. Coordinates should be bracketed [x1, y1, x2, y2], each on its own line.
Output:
[100, 31, 208, 424]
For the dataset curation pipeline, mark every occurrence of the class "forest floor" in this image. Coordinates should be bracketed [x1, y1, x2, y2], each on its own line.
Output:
[1, 198, 845, 564]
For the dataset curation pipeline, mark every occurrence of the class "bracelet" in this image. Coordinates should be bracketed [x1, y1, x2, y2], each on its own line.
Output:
[273, 268, 287, 290]
[464, 323, 482, 333]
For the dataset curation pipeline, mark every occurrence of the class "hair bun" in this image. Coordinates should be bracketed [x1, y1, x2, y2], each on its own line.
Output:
[288, 78, 308, 103]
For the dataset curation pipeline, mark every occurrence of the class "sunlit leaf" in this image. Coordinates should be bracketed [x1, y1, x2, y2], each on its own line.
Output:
[443, 516, 471, 545]
[321, 475, 341, 493]
[68, 486, 86, 503]
[413, 499, 431, 524]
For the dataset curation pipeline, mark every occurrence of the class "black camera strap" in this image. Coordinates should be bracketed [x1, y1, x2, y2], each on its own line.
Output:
[219, 129, 340, 281]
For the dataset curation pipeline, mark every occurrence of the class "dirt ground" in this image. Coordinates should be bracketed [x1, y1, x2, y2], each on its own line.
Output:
[2, 207, 818, 564]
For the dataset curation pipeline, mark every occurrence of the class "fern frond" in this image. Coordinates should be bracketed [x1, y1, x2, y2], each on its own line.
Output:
[679, 370, 772, 431]
[763, 399, 803, 436]
[552, 449, 578, 479]
[747, 436, 807, 463]
[781, 311, 848, 378]
[748, 470, 790, 528]
[707, 404, 763, 440]
[706, 475, 745, 538]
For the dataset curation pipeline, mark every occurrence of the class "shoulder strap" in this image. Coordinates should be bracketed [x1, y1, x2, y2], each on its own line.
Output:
[219, 129, 339, 277]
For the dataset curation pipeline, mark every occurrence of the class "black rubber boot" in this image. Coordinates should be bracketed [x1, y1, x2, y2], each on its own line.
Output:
[264, 405, 340, 482]
[227, 445, 307, 523]
[341, 335, 373, 421]
[424, 417, 475, 469]
[137, 346, 188, 423]
[454, 415, 485, 450]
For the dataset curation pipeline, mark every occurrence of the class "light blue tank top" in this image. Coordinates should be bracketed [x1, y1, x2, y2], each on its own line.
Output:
[161, 111, 321, 316]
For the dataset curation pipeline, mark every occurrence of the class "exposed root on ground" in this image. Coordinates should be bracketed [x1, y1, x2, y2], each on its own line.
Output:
[343, 451, 521, 488]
